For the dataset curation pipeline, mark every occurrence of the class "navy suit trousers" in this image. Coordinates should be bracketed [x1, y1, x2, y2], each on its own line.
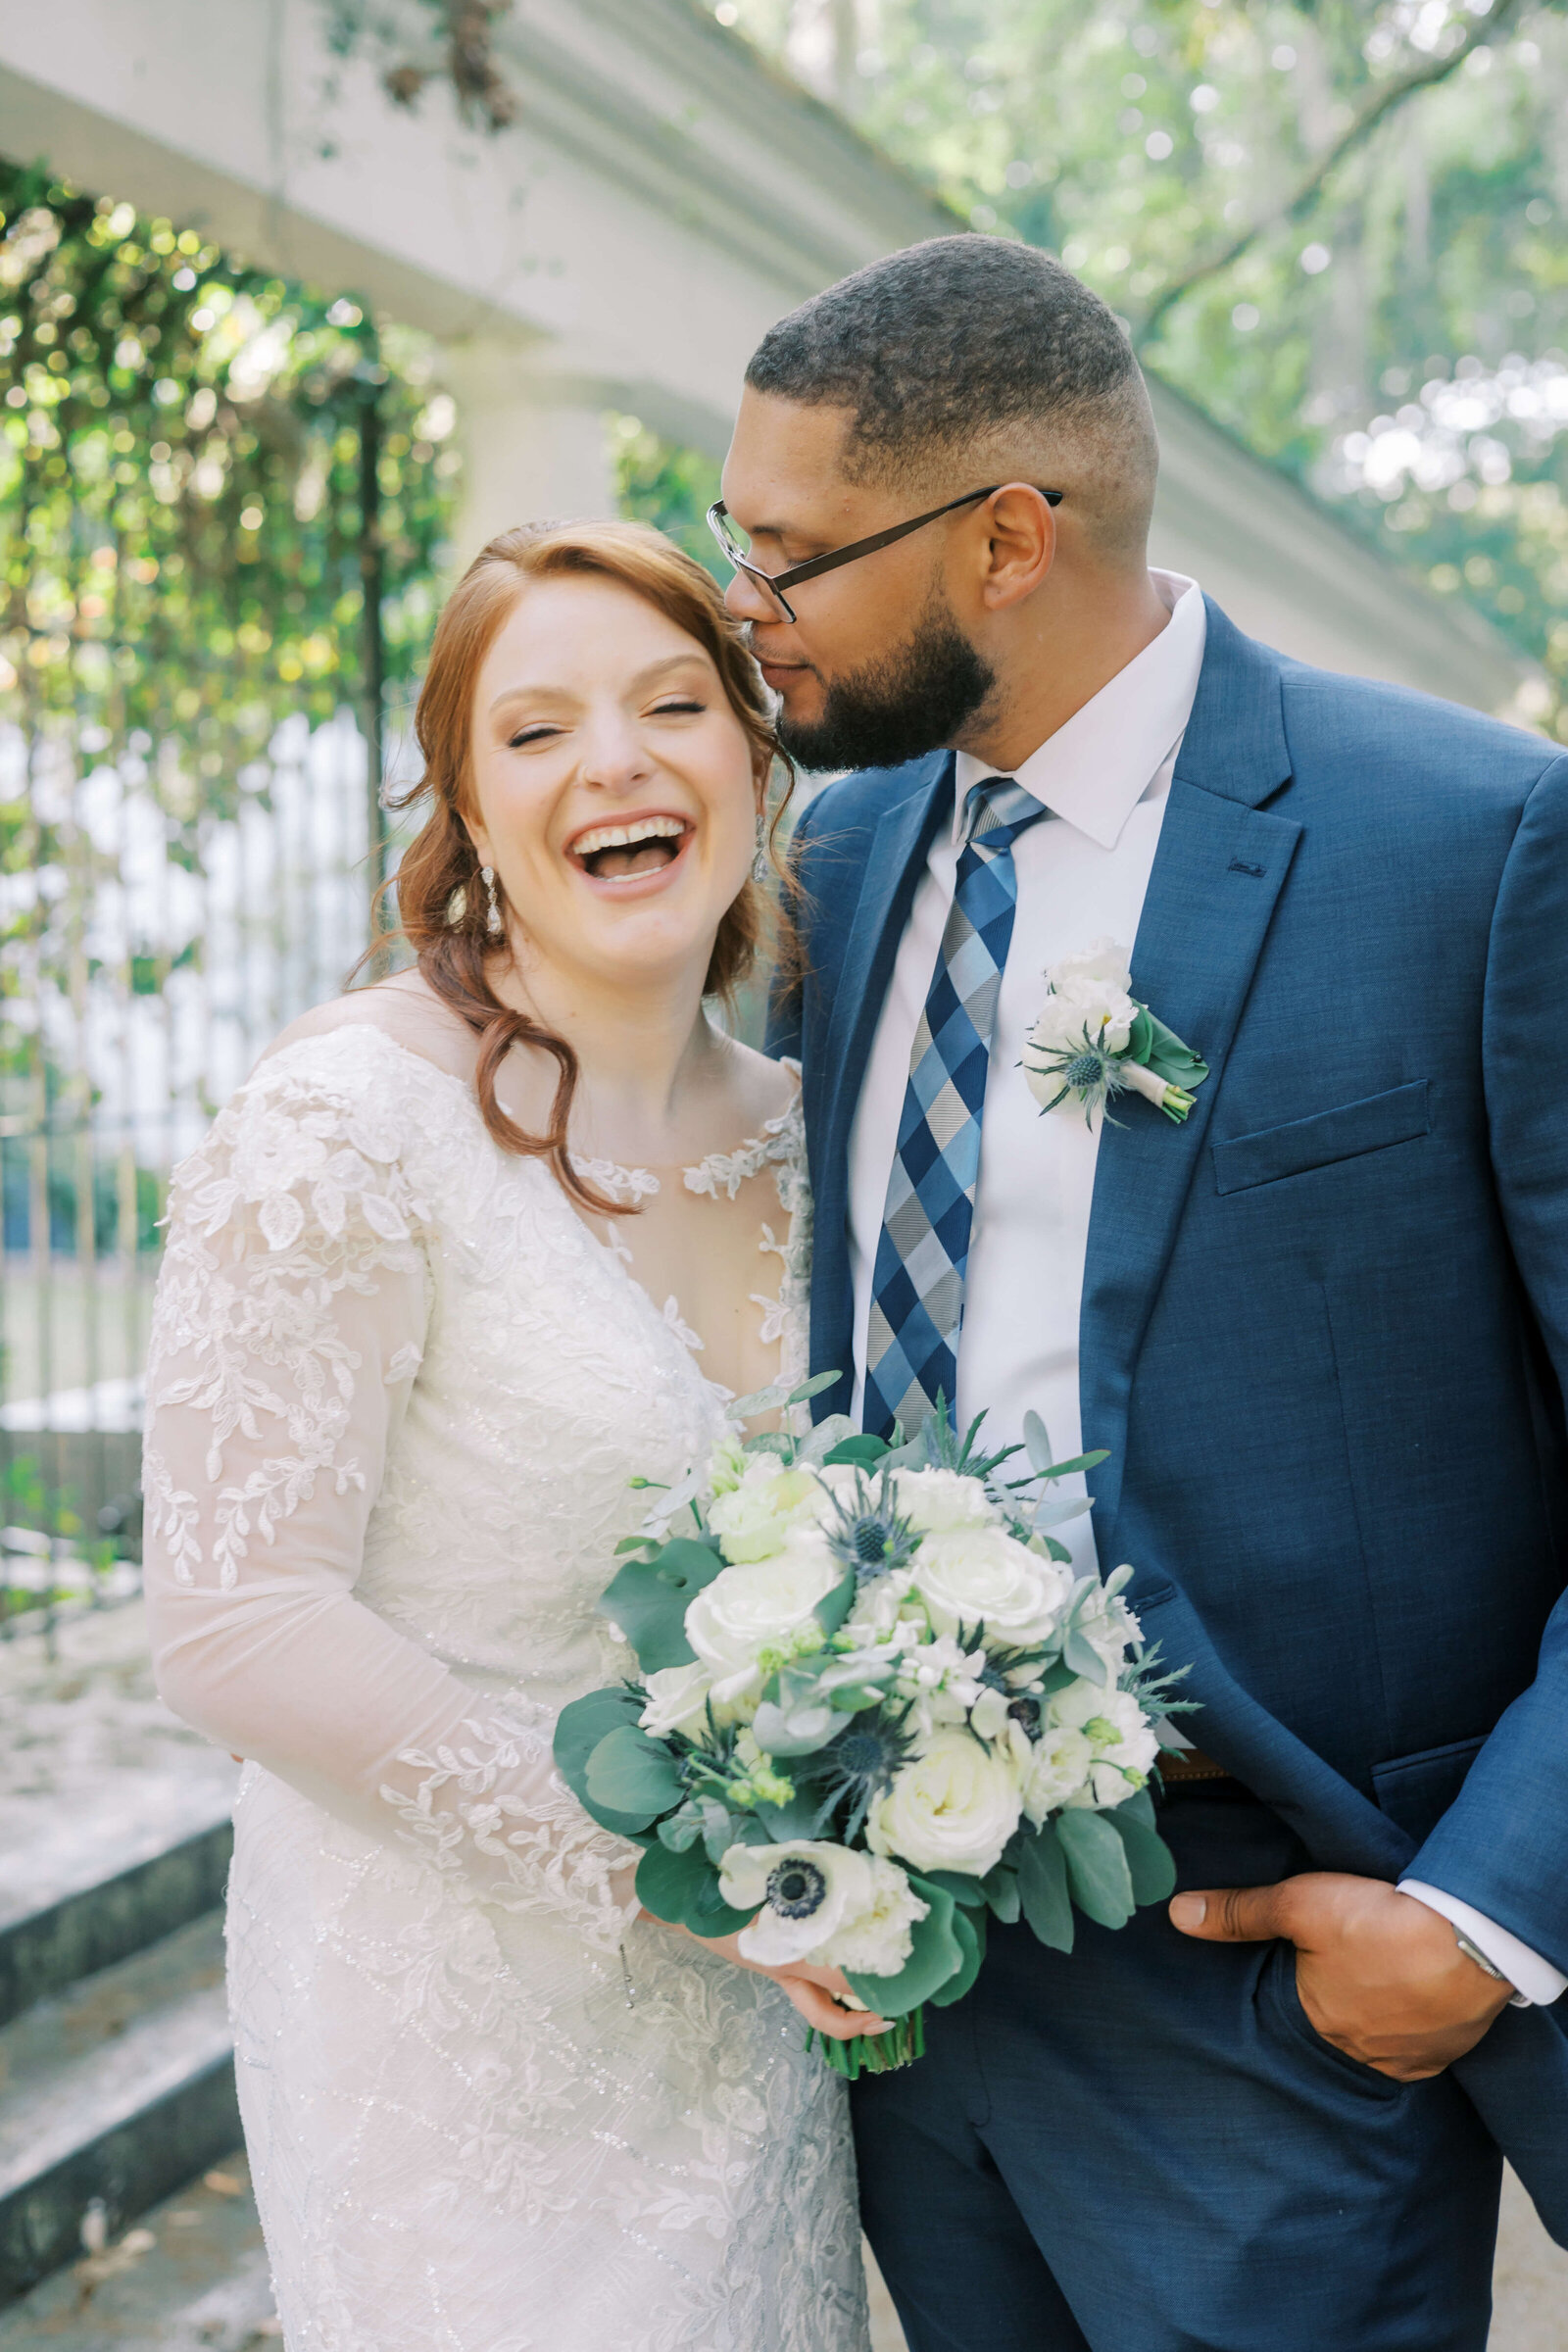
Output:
[853, 1793, 1501, 2352]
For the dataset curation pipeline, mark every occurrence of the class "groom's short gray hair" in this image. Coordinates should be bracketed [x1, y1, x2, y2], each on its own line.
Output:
[746, 235, 1158, 559]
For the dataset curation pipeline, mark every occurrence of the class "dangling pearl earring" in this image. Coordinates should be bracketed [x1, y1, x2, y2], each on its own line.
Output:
[480, 864, 504, 936]
[751, 817, 770, 885]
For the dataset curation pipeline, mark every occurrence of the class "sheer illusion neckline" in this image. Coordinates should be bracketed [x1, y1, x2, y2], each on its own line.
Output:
[290, 1024, 801, 1195]
[570, 1088, 802, 1209]
[281, 1025, 808, 1399]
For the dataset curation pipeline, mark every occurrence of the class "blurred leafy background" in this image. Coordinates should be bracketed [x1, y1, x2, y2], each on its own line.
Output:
[713, 0, 1568, 733]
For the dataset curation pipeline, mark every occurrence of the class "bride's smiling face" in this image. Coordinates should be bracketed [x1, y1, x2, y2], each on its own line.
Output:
[466, 572, 760, 994]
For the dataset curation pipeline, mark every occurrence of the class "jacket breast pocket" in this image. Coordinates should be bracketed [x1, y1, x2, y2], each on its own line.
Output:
[1211, 1081, 1430, 1198]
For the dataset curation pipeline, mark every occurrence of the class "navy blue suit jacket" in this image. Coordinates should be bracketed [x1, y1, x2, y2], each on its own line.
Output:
[769, 599, 1568, 2229]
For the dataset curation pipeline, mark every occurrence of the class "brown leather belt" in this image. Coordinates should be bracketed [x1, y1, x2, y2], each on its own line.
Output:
[1157, 1746, 1235, 1787]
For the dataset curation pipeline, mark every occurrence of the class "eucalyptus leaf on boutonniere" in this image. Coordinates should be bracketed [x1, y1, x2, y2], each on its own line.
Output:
[1022, 940, 1208, 1128]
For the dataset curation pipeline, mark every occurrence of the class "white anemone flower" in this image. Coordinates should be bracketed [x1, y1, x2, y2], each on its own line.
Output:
[718, 1840, 924, 1974]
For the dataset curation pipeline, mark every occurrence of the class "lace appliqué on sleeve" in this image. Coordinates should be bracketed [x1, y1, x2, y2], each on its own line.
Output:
[387, 1702, 641, 1955]
[142, 1031, 641, 1952]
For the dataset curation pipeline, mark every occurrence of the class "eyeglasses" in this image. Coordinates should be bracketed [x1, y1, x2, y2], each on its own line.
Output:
[706, 483, 1063, 624]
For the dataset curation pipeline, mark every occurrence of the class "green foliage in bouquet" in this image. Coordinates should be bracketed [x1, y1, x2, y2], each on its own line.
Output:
[556, 1377, 1196, 2079]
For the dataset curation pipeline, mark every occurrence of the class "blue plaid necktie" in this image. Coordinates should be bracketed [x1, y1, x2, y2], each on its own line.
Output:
[863, 777, 1052, 1440]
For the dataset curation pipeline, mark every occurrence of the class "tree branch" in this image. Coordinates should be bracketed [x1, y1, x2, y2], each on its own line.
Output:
[1134, 0, 1534, 351]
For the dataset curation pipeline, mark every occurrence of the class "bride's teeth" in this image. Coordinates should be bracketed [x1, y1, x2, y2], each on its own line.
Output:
[574, 816, 686, 858]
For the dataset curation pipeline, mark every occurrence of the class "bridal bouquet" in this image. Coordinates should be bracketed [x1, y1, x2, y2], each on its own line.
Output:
[556, 1377, 1192, 2077]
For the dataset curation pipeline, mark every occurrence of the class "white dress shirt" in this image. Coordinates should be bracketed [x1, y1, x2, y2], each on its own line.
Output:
[844, 567, 1562, 2006]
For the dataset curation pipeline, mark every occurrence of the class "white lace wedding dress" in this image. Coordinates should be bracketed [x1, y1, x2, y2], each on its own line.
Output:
[141, 1025, 868, 2352]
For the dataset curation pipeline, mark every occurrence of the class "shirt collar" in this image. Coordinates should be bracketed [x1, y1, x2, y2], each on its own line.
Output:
[953, 570, 1206, 853]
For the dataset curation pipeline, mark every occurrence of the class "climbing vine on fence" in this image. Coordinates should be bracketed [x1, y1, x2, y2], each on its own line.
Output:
[0, 158, 459, 798]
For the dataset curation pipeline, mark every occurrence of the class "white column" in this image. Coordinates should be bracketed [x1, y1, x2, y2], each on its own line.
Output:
[440, 343, 617, 570]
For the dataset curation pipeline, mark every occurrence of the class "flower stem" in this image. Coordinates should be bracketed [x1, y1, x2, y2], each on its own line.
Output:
[808, 2008, 926, 2079]
[1117, 1058, 1197, 1123]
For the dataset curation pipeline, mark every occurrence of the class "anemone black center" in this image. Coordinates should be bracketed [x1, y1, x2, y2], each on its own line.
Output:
[767, 1860, 827, 1919]
[1007, 1694, 1042, 1735]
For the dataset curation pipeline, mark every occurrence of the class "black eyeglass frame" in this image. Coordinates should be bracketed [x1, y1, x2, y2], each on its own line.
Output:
[706, 482, 1064, 623]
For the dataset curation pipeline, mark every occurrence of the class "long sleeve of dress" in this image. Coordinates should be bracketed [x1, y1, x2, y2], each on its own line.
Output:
[141, 1040, 641, 1952]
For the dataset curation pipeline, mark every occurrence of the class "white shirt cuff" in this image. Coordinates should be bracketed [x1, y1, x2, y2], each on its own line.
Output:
[1396, 1880, 1567, 2008]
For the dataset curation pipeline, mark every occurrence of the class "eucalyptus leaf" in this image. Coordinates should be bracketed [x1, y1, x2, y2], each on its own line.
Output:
[845, 1879, 962, 2017]
[634, 1838, 750, 1936]
[584, 1726, 684, 1826]
[553, 1687, 656, 1838]
[1035, 1450, 1109, 1481]
[929, 1900, 987, 2007]
[820, 1433, 892, 1469]
[815, 1566, 858, 1639]
[730, 1368, 841, 1421]
[599, 1537, 725, 1674]
[798, 1413, 858, 1464]
[1033, 1494, 1094, 1529]
[1118, 1785, 1158, 1834]
[1062, 1626, 1112, 1682]
[1022, 1410, 1054, 1474]
[1018, 1823, 1074, 1951]
[1056, 1808, 1137, 1930]
[918, 1869, 990, 1909]
[1109, 1808, 1179, 1905]
[981, 1863, 1021, 1925]
[755, 1788, 831, 1841]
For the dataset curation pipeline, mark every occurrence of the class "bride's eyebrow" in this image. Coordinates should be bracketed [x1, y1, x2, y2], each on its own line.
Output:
[487, 655, 710, 716]
[627, 654, 712, 692]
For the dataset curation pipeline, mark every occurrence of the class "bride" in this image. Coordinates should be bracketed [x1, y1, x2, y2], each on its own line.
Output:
[141, 520, 882, 2351]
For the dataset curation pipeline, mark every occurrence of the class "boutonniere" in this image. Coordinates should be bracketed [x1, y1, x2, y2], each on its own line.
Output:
[1022, 940, 1209, 1127]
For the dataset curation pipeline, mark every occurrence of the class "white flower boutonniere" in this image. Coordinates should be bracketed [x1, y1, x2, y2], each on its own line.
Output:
[1023, 939, 1208, 1127]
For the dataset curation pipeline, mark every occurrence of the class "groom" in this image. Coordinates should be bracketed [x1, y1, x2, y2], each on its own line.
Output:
[717, 235, 1568, 2350]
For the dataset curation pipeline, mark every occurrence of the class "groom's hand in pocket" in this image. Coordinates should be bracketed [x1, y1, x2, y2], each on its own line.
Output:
[1169, 1873, 1513, 2081]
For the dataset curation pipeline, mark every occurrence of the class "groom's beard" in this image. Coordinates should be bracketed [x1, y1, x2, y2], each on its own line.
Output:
[770, 593, 998, 774]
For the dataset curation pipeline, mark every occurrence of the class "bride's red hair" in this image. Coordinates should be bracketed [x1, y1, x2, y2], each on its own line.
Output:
[383, 518, 794, 1217]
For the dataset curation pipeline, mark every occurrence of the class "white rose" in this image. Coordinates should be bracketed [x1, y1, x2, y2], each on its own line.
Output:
[815, 1856, 929, 1977]
[891, 1466, 1001, 1536]
[708, 1457, 823, 1564]
[639, 1660, 717, 1740]
[866, 1730, 1023, 1878]
[911, 1527, 1071, 1647]
[684, 1538, 839, 1708]
[719, 1839, 910, 1968]
[1048, 1681, 1159, 1807]
[842, 1568, 918, 1646]
[1015, 1724, 1096, 1823]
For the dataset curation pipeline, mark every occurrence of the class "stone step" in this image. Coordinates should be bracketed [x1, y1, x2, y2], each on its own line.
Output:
[0, 1915, 238, 2307]
[0, 2147, 277, 2351]
[0, 1817, 233, 2031]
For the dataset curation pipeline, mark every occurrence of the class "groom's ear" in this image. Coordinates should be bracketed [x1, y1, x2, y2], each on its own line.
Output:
[974, 483, 1058, 612]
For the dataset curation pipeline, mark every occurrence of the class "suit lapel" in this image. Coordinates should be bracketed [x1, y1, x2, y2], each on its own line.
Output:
[808, 756, 953, 1411]
[1081, 606, 1301, 1543]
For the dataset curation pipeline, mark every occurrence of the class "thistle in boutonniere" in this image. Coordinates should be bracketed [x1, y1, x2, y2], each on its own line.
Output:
[1022, 940, 1208, 1127]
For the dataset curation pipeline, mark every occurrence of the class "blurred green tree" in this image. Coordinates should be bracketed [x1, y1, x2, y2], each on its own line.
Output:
[723, 0, 1568, 733]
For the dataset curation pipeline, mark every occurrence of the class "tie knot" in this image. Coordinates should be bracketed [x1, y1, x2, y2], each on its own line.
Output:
[960, 776, 1049, 851]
